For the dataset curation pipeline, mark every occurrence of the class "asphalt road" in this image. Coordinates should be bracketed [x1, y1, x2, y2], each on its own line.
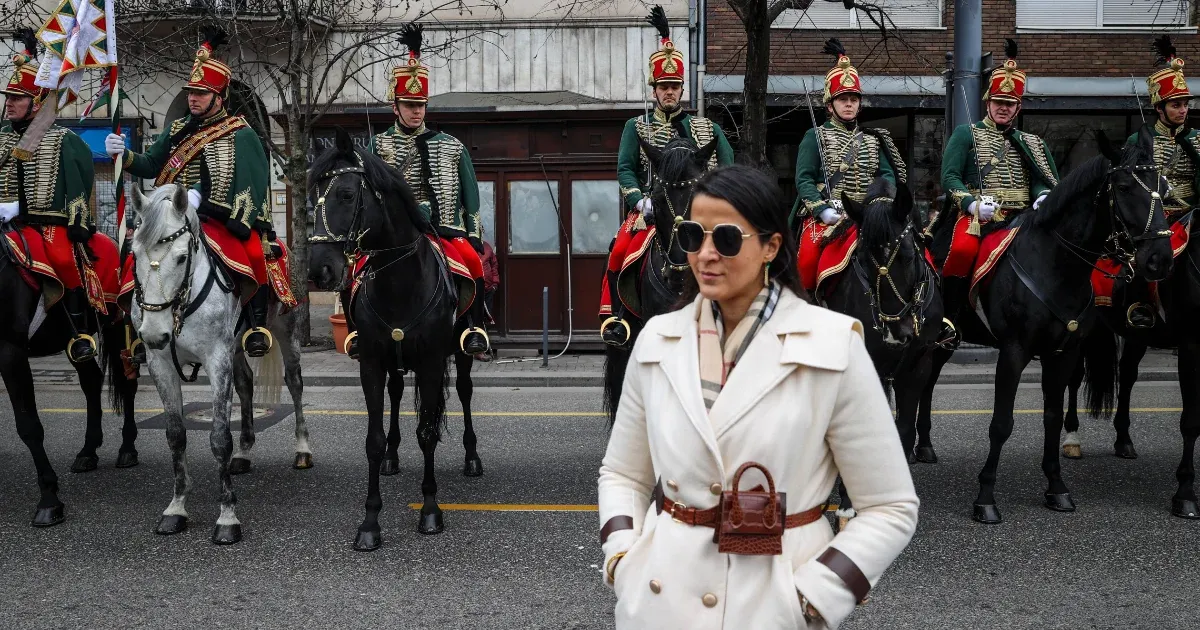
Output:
[0, 380, 1197, 629]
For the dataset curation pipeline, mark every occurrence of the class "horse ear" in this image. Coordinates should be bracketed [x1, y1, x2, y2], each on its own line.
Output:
[638, 136, 664, 167]
[694, 138, 719, 167]
[335, 126, 355, 155]
[841, 193, 863, 225]
[1096, 129, 1121, 163]
[130, 185, 146, 214]
[172, 185, 189, 214]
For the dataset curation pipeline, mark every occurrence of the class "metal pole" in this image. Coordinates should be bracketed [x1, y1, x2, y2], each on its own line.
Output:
[697, 0, 707, 118]
[951, 0, 982, 136]
[943, 51, 955, 143]
[541, 287, 549, 368]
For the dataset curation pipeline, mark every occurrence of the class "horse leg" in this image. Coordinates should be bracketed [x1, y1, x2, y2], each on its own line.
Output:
[1113, 340, 1146, 459]
[149, 356, 190, 535]
[110, 323, 140, 469]
[208, 354, 242, 544]
[379, 369, 404, 476]
[279, 325, 311, 469]
[1, 341, 64, 526]
[973, 342, 1029, 524]
[1062, 350, 1085, 459]
[69, 358, 104, 473]
[457, 352, 483, 477]
[915, 346, 951, 464]
[415, 365, 447, 535]
[228, 352, 255, 475]
[1040, 352, 1076, 512]
[354, 355, 388, 551]
[1172, 342, 1200, 519]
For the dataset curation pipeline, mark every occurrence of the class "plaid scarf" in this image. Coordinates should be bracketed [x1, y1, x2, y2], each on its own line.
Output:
[697, 281, 781, 411]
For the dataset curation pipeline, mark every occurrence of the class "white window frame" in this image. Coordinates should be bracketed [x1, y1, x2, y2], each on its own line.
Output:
[1016, 0, 1195, 32]
[772, 0, 944, 31]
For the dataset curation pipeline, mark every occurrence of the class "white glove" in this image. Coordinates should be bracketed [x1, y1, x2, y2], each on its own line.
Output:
[0, 201, 19, 222]
[969, 199, 997, 221]
[817, 206, 842, 225]
[105, 133, 126, 157]
[636, 197, 653, 220]
[187, 189, 202, 210]
[1033, 192, 1049, 210]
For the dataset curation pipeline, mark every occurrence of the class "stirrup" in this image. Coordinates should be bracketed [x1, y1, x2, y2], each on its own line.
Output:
[343, 331, 359, 359]
[1125, 303, 1156, 329]
[459, 326, 490, 353]
[67, 333, 98, 364]
[128, 338, 146, 366]
[935, 317, 959, 350]
[241, 327, 274, 354]
[601, 316, 632, 347]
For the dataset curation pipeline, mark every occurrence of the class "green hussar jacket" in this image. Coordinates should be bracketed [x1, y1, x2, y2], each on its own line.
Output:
[790, 119, 906, 227]
[617, 108, 735, 212]
[124, 110, 271, 239]
[0, 122, 95, 232]
[941, 119, 1060, 216]
[1129, 120, 1200, 212]
[369, 124, 481, 240]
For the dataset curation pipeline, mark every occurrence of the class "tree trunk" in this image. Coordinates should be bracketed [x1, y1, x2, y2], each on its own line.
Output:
[287, 126, 312, 347]
[742, 0, 772, 169]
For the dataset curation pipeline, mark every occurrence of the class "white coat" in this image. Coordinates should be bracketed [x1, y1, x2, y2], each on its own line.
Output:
[598, 289, 919, 629]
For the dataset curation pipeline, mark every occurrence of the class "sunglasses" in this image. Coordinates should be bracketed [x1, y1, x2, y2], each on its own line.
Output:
[675, 221, 762, 258]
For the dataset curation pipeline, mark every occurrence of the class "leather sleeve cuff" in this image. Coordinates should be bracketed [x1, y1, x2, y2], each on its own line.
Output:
[600, 516, 634, 544]
[817, 547, 871, 604]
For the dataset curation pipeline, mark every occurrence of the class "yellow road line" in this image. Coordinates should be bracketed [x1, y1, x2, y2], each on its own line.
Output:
[403, 503, 842, 513]
[31, 407, 1187, 416]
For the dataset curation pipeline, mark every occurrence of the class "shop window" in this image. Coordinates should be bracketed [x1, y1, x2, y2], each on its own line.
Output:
[509, 180, 560, 255]
[1021, 115, 1130, 174]
[478, 181, 496, 246]
[911, 115, 947, 223]
[571, 180, 621, 255]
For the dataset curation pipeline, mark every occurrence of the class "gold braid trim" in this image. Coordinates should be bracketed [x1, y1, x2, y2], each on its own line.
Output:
[0, 127, 67, 214]
[688, 117, 719, 170]
[1018, 132, 1059, 187]
[870, 128, 907, 185]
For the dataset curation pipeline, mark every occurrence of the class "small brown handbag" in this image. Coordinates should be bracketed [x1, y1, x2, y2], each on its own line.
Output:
[717, 462, 787, 556]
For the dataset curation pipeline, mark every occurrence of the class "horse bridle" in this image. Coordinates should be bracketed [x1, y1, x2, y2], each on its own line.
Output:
[650, 170, 698, 274]
[1088, 164, 1174, 269]
[133, 223, 198, 337]
[851, 202, 933, 345]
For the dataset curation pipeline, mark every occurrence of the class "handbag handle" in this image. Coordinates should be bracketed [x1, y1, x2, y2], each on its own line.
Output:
[728, 461, 778, 528]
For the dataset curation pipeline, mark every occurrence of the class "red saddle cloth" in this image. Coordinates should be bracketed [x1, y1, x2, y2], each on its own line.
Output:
[1090, 213, 1191, 306]
[798, 221, 938, 296]
[599, 226, 656, 318]
[349, 235, 474, 320]
[5, 226, 121, 314]
[967, 225, 1021, 307]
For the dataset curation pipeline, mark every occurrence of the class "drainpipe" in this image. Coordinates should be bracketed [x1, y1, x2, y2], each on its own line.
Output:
[951, 0, 982, 129]
[697, 0, 707, 117]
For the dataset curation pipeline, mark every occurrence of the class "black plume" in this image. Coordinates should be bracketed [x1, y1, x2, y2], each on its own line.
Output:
[401, 23, 423, 57]
[200, 26, 228, 50]
[647, 5, 670, 41]
[1004, 38, 1018, 59]
[823, 38, 846, 57]
[1153, 34, 1177, 65]
[13, 28, 36, 59]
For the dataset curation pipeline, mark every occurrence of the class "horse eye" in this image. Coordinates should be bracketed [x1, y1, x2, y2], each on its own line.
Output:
[177, 255, 186, 264]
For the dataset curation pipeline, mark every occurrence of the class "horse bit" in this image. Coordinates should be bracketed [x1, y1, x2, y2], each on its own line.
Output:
[651, 168, 697, 275]
[1096, 164, 1174, 269]
[133, 222, 199, 337]
[857, 200, 931, 343]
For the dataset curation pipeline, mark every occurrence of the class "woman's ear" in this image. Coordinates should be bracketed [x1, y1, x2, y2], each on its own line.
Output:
[763, 232, 783, 261]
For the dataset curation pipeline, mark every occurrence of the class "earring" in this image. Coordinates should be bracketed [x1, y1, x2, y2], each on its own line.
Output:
[763, 261, 770, 287]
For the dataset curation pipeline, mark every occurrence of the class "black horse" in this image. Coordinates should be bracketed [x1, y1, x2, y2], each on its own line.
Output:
[0, 232, 138, 527]
[916, 129, 1174, 524]
[308, 129, 481, 550]
[1063, 129, 1200, 519]
[602, 135, 717, 421]
[828, 179, 944, 464]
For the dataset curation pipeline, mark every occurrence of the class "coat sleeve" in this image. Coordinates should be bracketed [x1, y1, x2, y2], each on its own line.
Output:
[617, 118, 645, 213]
[792, 330, 919, 629]
[941, 124, 977, 213]
[1029, 139, 1060, 201]
[792, 128, 832, 227]
[223, 128, 270, 236]
[597, 344, 656, 590]
[125, 124, 172, 179]
[713, 123, 735, 166]
[459, 146, 482, 239]
[61, 131, 95, 232]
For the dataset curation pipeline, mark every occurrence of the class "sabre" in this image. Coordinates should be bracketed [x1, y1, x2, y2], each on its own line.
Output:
[1131, 74, 1147, 126]
[958, 83, 993, 236]
[802, 76, 835, 209]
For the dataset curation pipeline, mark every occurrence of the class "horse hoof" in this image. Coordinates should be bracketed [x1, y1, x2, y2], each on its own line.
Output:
[418, 510, 444, 535]
[71, 455, 98, 473]
[115, 451, 139, 468]
[1114, 443, 1138, 460]
[354, 528, 382, 551]
[293, 452, 313, 469]
[972, 504, 1002, 524]
[1062, 443, 1083, 459]
[32, 504, 65, 528]
[915, 446, 938, 464]
[228, 458, 252, 475]
[906, 452, 917, 466]
[379, 456, 400, 477]
[1171, 499, 1200, 519]
[211, 524, 243, 545]
[1044, 493, 1076, 512]
[463, 457, 483, 477]
[155, 514, 189, 535]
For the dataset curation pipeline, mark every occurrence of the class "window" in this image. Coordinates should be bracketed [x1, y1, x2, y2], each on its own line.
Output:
[774, 0, 941, 30]
[477, 181, 496, 246]
[1017, 0, 1190, 29]
[1021, 115, 1130, 174]
[571, 180, 621, 254]
[508, 180, 560, 254]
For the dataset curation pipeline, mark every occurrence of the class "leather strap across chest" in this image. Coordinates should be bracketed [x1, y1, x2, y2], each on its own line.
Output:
[155, 116, 247, 186]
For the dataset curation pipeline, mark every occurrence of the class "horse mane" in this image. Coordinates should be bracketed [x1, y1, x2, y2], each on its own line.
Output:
[657, 135, 702, 185]
[133, 185, 200, 248]
[1121, 126, 1155, 168]
[308, 140, 432, 235]
[1033, 154, 1110, 228]
[858, 177, 899, 252]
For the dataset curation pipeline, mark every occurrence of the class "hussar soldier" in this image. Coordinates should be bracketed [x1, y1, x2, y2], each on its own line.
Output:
[599, 5, 735, 346]
[107, 29, 275, 357]
[792, 38, 906, 293]
[939, 39, 1060, 343]
[363, 23, 490, 360]
[2, 30, 106, 362]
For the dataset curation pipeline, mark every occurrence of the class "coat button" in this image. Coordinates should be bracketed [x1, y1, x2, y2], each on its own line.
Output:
[649, 580, 662, 594]
[702, 593, 718, 607]
[667, 480, 680, 492]
[710, 483, 722, 495]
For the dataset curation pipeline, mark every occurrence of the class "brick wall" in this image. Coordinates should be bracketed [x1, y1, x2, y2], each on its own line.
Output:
[707, 0, 1200, 78]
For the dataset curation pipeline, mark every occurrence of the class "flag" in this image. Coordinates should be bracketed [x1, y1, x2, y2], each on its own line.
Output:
[34, 0, 118, 106]
[79, 71, 126, 120]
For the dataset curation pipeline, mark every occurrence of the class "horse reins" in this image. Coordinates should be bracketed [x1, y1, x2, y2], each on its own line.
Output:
[650, 170, 695, 274]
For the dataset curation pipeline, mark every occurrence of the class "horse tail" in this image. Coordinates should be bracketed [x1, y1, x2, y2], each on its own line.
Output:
[252, 334, 284, 406]
[1082, 327, 1118, 419]
[412, 360, 450, 442]
[104, 321, 127, 416]
[603, 344, 630, 427]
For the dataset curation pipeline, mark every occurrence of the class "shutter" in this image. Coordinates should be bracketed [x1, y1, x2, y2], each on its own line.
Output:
[774, 3, 856, 29]
[1103, 0, 1190, 26]
[864, 0, 941, 29]
[1016, 0, 1099, 28]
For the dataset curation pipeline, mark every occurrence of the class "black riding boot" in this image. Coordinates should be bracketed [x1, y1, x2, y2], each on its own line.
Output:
[601, 270, 631, 347]
[937, 277, 969, 350]
[242, 285, 273, 358]
[125, 311, 145, 365]
[461, 279, 490, 356]
[340, 289, 359, 359]
[64, 288, 97, 363]
[1120, 278, 1157, 329]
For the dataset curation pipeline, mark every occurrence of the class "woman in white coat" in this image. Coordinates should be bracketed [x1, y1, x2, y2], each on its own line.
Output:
[598, 165, 919, 629]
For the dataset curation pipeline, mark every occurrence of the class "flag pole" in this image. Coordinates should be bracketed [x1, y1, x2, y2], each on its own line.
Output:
[110, 65, 125, 254]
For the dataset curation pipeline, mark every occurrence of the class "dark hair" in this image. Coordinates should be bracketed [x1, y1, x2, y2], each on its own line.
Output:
[674, 165, 807, 309]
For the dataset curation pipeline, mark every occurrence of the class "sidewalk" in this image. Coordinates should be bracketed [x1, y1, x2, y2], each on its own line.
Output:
[21, 347, 1179, 388]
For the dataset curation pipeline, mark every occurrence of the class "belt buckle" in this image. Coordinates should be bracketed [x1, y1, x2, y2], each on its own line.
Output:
[670, 502, 688, 524]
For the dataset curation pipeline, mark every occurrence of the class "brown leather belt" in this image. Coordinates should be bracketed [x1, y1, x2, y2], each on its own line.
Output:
[652, 480, 825, 529]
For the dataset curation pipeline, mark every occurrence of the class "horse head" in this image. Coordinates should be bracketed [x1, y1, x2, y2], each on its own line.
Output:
[842, 178, 930, 347]
[638, 135, 717, 280]
[129, 183, 200, 350]
[1095, 126, 1173, 282]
